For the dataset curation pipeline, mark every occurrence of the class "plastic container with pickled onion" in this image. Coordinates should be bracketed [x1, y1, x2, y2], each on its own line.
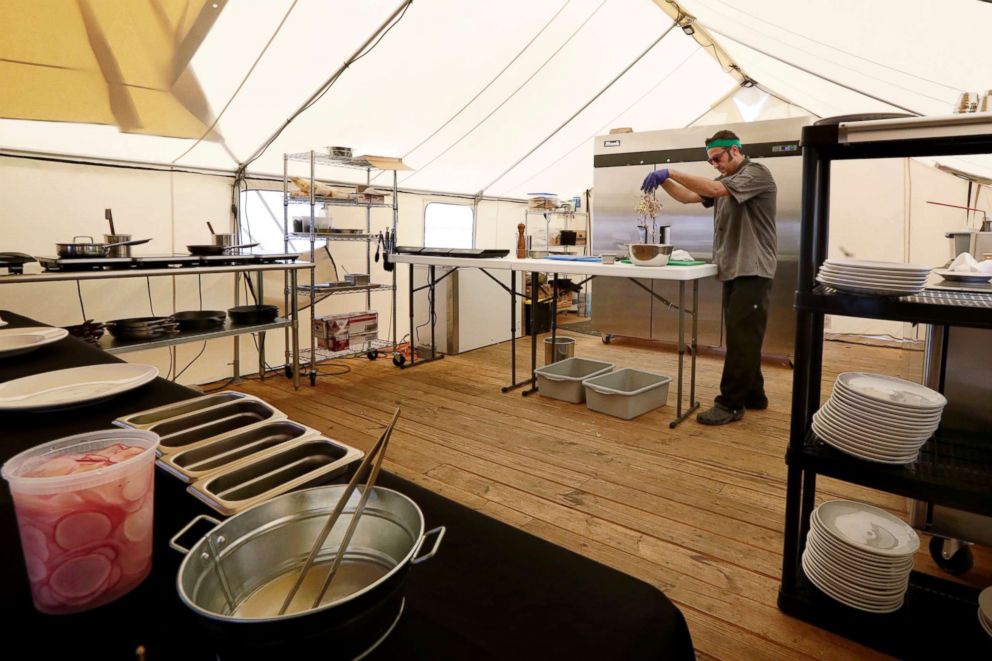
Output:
[2, 429, 159, 614]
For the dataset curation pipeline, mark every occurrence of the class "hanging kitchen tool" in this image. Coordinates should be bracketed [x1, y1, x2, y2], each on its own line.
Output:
[382, 229, 395, 272]
[374, 232, 382, 263]
[56, 236, 152, 259]
[186, 243, 259, 256]
[278, 408, 400, 615]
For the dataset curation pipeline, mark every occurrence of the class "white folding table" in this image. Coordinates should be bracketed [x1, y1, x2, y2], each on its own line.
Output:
[389, 254, 717, 427]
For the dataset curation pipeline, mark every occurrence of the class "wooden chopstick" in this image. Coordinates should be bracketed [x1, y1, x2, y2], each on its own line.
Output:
[277, 408, 400, 615]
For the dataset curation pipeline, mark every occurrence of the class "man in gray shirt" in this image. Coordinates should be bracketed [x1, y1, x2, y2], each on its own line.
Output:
[641, 130, 777, 425]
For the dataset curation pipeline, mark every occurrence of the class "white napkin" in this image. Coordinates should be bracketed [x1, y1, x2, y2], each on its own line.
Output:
[949, 252, 980, 272]
[671, 249, 694, 261]
[978, 259, 992, 275]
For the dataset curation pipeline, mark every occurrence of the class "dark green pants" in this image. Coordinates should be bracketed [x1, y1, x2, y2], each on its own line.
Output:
[715, 276, 772, 411]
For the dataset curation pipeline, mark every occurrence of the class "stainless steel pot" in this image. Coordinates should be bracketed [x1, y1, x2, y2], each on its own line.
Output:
[212, 233, 236, 247]
[104, 233, 133, 258]
[172, 485, 443, 657]
[56, 235, 151, 259]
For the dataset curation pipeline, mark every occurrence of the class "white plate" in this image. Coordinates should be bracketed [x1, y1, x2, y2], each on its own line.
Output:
[816, 277, 922, 297]
[824, 258, 931, 273]
[817, 274, 928, 289]
[802, 553, 905, 613]
[830, 388, 943, 421]
[819, 401, 935, 442]
[979, 609, 992, 638]
[0, 363, 158, 410]
[820, 262, 930, 275]
[819, 267, 930, 283]
[815, 500, 919, 558]
[934, 269, 992, 283]
[806, 531, 914, 582]
[0, 327, 69, 358]
[812, 418, 920, 465]
[836, 373, 946, 410]
[814, 409, 926, 452]
[808, 525, 916, 568]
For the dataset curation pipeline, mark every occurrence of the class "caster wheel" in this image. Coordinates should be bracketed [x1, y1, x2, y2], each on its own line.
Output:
[392, 353, 406, 367]
[601, 334, 612, 344]
[929, 536, 973, 575]
[367, 350, 379, 360]
[309, 372, 317, 386]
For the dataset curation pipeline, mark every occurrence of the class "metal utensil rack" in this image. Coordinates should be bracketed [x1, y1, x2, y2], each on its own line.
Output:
[781, 113, 992, 657]
[282, 151, 400, 385]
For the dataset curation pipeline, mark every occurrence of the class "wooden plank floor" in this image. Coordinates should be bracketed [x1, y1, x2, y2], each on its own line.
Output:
[225, 331, 990, 660]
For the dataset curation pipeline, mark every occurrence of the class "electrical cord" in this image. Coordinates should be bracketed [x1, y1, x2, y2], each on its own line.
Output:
[146, 277, 155, 316]
[75, 281, 87, 320]
[173, 342, 207, 382]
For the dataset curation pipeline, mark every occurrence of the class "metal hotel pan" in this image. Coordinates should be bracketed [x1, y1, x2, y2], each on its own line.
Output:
[186, 437, 364, 515]
[131, 396, 286, 456]
[156, 420, 323, 484]
[115, 392, 249, 429]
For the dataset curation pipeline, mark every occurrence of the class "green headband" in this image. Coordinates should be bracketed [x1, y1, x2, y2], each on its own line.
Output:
[705, 138, 742, 149]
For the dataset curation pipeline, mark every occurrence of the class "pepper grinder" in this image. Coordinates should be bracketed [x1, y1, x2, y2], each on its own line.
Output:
[516, 223, 526, 258]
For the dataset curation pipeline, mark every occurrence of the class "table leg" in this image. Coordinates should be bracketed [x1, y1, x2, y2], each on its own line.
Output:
[523, 270, 539, 396]
[669, 280, 699, 428]
[408, 263, 415, 367]
[502, 270, 532, 393]
[257, 270, 265, 381]
[429, 265, 437, 359]
[291, 269, 300, 390]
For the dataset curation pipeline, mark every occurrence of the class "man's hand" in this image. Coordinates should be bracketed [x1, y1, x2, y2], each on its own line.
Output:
[640, 169, 670, 193]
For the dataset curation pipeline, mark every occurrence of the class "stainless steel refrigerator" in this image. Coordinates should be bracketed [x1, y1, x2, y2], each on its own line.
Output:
[590, 116, 810, 358]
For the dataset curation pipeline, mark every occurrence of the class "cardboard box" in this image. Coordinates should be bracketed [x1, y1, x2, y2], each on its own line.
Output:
[317, 330, 349, 351]
[313, 311, 378, 338]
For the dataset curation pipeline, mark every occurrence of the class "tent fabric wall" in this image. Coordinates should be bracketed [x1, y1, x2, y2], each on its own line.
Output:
[3, 0, 990, 193]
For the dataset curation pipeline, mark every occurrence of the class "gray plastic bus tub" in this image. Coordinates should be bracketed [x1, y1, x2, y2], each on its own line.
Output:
[534, 357, 614, 403]
[582, 368, 671, 419]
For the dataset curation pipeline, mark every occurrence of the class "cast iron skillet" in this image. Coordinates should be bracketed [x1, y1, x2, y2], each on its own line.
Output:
[187, 243, 259, 256]
[228, 305, 278, 325]
[173, 310, 227, 331]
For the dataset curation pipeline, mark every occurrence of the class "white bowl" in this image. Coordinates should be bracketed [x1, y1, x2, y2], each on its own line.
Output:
[628, 244, 673, 267]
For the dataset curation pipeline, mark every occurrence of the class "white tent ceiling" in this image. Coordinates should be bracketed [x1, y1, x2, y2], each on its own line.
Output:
[1, 0, 990, 196]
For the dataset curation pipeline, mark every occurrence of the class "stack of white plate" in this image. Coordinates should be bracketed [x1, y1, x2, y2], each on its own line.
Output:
[980, 586, 992, 638]
[802, 500, 918, 613]
[816, 258, 931, 296]
[812, 372, 946, 464]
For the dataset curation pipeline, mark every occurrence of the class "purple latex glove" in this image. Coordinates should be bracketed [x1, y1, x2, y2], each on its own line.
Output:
[640, 169, 670, 193]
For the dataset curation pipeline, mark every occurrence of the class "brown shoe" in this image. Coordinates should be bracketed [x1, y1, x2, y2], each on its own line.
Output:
[697, 403, 744, 425]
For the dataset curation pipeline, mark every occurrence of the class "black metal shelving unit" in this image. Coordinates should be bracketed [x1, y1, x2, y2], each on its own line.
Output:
[781, 114, 992, 657]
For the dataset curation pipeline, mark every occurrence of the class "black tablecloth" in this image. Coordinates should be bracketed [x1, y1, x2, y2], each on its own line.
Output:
[0, 311, 694, 660]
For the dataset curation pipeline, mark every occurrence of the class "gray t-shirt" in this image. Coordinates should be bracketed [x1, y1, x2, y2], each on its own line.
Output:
[701, 159, 777, 281]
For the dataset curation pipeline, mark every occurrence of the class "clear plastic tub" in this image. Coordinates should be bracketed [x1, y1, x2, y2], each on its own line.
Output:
[534, 357, 614, 403]
[2, 429, 159, 614]
[583, 368, 671, 419]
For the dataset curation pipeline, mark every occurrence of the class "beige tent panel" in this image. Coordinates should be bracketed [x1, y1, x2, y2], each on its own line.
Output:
[0, 0, 222, 139]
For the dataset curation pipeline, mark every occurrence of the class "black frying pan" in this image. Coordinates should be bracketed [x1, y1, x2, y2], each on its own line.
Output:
[173, 310, 227, 331]
[187, 243, 259, 256]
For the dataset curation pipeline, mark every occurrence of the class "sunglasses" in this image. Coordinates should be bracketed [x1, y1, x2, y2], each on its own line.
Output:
[707, 148, 732, 165]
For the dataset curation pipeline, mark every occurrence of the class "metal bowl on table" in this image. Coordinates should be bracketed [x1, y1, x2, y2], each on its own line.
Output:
[172, 485, 444, 658]
[628, 243, 673, 267]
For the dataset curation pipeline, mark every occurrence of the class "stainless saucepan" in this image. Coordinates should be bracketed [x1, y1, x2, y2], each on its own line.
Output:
[56, 235, 151, 259]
